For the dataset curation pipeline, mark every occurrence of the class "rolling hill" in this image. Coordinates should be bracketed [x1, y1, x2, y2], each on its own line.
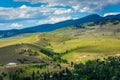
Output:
[0, 43, 50, 64]
[0, 18, 120, 64]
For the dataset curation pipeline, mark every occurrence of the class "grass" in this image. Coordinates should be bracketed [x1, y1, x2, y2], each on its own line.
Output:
[25, 67, 61, 74]
[0, 33, 36, 48]
[51, 34, 119, 61]
[0, 44, 49, 64]
[0, 19, 120, 64]
[47, 35, 120, 63]
[50, 20, 120, 62]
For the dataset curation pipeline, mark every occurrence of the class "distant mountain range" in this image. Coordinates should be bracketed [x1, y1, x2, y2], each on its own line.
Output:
[0, 14, 120, 38]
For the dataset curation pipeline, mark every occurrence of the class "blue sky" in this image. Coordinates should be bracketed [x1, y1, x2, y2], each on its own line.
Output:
[0, 0, 120, 30]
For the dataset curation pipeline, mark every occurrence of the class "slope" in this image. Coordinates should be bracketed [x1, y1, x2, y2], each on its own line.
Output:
[49, 19, 120, 62]
[0, 19, 120, 64]
[0, 43, 49, 64]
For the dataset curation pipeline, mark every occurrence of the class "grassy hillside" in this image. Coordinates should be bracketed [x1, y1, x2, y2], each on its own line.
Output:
[0, 44, 49, 64]
[0, 33, 37, 48]
[0, 19, 120, 64]
[50, 19, 120, 62]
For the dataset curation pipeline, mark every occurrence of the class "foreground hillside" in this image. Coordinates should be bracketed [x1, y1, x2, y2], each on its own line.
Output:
[0, 44, 50, 64]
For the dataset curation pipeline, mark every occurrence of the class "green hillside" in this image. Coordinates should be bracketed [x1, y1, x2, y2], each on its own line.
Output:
[0, 33, 36, 48]
[0, 19, 120, 64]
[0, 44, 49, 64]
[0, 19, 120, 80]
[50, 19, 120, 62]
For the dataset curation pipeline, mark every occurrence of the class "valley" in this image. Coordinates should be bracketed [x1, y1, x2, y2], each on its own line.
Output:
[0, 0, 120, 79]
[0, 18, 120, 80]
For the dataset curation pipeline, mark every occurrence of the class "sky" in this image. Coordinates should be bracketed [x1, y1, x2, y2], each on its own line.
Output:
[0, 0, 120, 30]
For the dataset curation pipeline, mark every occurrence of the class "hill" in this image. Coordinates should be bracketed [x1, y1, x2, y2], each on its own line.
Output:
[0, 19, 120, 64]
[50, 19, 120, 62]
[0, 14, 120, 38]
[0, 43, 50, 64]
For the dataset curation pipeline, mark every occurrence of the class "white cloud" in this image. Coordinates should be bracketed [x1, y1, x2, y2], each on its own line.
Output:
[0, 0, 120, 30]
[50, 16, 71, 23]
[14, 0, 120, 12]
[0, 6, 29, 20]
[10, 23, 23, 28]
[0, 4, 72, 21]
[103, 12, 120, 17]
[38, 16, 71, 24]
[80, 7, 90, 12]
[54, 9, 72, 15]
[19, 5, 27, 9]
[72, 5, 79, 10]
[0, 0, 120, 22]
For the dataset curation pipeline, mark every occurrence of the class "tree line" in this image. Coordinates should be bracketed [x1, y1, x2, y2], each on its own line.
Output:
[0, 56, 120, 80]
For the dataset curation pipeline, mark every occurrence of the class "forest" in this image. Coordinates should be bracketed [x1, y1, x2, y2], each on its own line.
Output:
[0, 56, 119, 80]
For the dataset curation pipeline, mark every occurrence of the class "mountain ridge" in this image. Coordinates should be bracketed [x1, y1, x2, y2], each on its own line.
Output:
[0, 14, 120, 38]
